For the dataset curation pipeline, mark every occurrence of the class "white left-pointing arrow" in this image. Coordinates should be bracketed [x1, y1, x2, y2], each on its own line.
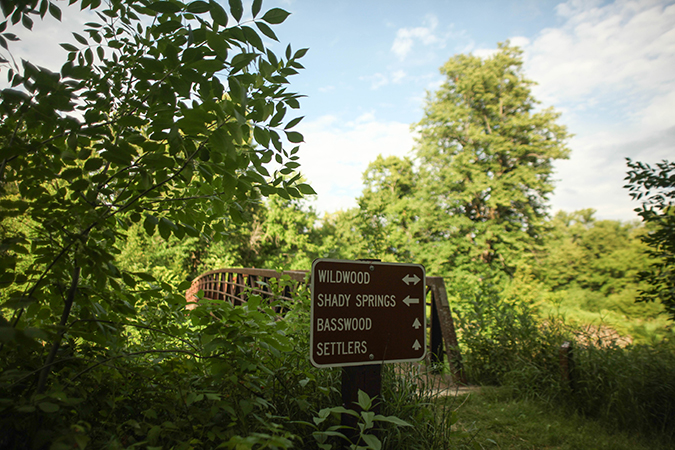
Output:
[412, 340, 422, 351]
[412, 318, 421, 329]
[403, 296, 419, 306]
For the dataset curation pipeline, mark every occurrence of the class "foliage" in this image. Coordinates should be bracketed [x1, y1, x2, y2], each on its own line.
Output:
[0, 0, 330, 447]
[455, 276, 675, 441]
[332, 44, 571, 281]
[309, 389, 413, 450]
[0, 275, 318, 448]
[455, 386, 674, 450]
[536, 209, 650, 295]
[569, 338, 675, 438]
[532, 209, 669, 341]
[625, 158, 675, 320]
[411, 43, 570, 277]
[239, 195, 328, 271]
[453, 272, 571, 387]
[116, 194, 328, 285]
[318, 208, 384, 262]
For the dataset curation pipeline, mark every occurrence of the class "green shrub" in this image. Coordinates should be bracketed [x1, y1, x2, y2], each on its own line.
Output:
[454, 277, 675, 440]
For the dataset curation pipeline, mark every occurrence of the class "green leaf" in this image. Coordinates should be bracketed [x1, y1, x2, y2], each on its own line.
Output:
[60, 167, 82, 181]
[254, 21, 278, 42]
[373, 414, 413, 427]
[228, 0, 243, 22]
[187, 1, 209, 13]
[261, 8, 290, 25]
[209, 0, 228, 27]
[242, 26, 264, 52]
[177, 280, 193, 290]
[284, 131, 303, 143]
[284, 116, 303, 129]
[294, 47, 309, 59]
[357, 390, 372, 411]
[38, 402, 60, 413]
[49, 2, 62, 20]
[158, 217, 176, 240]
[154, 20, 182, 34]
[191, 58, 224, 73]
[252, 0, 262, 17]
[253, 126, 270, 148]
[296, 183, 316, 195]
[15, 405, 35, 413]
[83, 157, 104, 172]
[118, 114, 148, 128]
[143, 215, 157, 236]
[361, 434, 381, 450]
[231, 52, 258, 73]
[72, 32, 87, 45]
[21, 14, 33, 30]
[0, 326, 16, 343]
[59, 42, 78, 52]
[70, 179, 89, 191]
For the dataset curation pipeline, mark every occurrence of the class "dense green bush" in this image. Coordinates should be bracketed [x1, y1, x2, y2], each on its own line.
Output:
[455, 275, 675, 440]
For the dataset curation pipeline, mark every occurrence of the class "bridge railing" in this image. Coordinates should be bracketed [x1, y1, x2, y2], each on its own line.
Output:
[186, 267, 465, 384]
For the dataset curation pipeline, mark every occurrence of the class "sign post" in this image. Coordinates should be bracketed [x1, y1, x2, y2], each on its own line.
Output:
[310, 258, 426, 443]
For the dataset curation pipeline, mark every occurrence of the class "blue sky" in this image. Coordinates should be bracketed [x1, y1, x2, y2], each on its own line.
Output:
[267, 0, 675, 221]
[5, 0, 674, 221]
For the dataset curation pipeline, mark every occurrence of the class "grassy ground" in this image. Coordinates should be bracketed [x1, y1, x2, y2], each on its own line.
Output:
[451, 387, 674, 450]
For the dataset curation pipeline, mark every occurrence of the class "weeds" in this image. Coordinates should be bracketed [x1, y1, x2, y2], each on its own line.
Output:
[455, 280, 675, 442]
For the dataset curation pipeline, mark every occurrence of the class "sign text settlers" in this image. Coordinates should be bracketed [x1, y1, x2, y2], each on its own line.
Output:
[310, 259, 426, 368]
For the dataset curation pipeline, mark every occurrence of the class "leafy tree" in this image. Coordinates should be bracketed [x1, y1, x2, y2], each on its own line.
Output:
[348, 44, 570, 279]
[537, 209, 651, 295]
[197, 193, 328, 271]
[0, 0, 311, 441]
[412, 43, 570, 277]
[357, 155, 418, 262]
[625, 158, 675, 320]
[532, 209, 666, 332]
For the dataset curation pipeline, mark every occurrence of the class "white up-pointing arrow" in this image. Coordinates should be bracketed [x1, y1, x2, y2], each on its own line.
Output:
[402, 274, 421, 285]
[412, 340, 422, 351]
[412, 318, 421, 329]
[403, 296, 419, 307]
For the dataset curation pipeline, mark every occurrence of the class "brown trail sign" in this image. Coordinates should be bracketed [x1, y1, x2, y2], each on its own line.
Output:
[310, 259, 426, 368]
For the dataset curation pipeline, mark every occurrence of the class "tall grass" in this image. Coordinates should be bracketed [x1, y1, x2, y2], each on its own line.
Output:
[379, 363, 469, 449]
[454, 281, 675, 440]
[571, 340, 675, 437]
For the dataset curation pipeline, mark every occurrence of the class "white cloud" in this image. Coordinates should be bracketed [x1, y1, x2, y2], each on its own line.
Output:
[297, 114, 414, 214]
[473, 48, 499, 59]
[2, 5, 95, 77]
[524, 0, 675, 117]
[511, 0, 675, 221]
[509, 36, 531, 48]
[391, 69, 407, 84]
[360, 69, 408, 89]
[391, 14, 442, 60]
[361, 73, 389, 90]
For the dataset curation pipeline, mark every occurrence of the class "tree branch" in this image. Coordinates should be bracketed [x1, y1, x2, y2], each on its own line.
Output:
[36, 262, 81, 393]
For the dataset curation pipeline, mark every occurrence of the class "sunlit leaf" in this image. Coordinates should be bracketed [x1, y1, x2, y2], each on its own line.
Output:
[261, 8, 290, 25]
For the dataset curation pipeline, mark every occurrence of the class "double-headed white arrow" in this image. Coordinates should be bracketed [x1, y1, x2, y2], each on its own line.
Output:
[402, 274, 420, 285]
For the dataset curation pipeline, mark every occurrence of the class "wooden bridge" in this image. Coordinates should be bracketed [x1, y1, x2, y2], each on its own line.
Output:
[186, 267, 465, 384]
